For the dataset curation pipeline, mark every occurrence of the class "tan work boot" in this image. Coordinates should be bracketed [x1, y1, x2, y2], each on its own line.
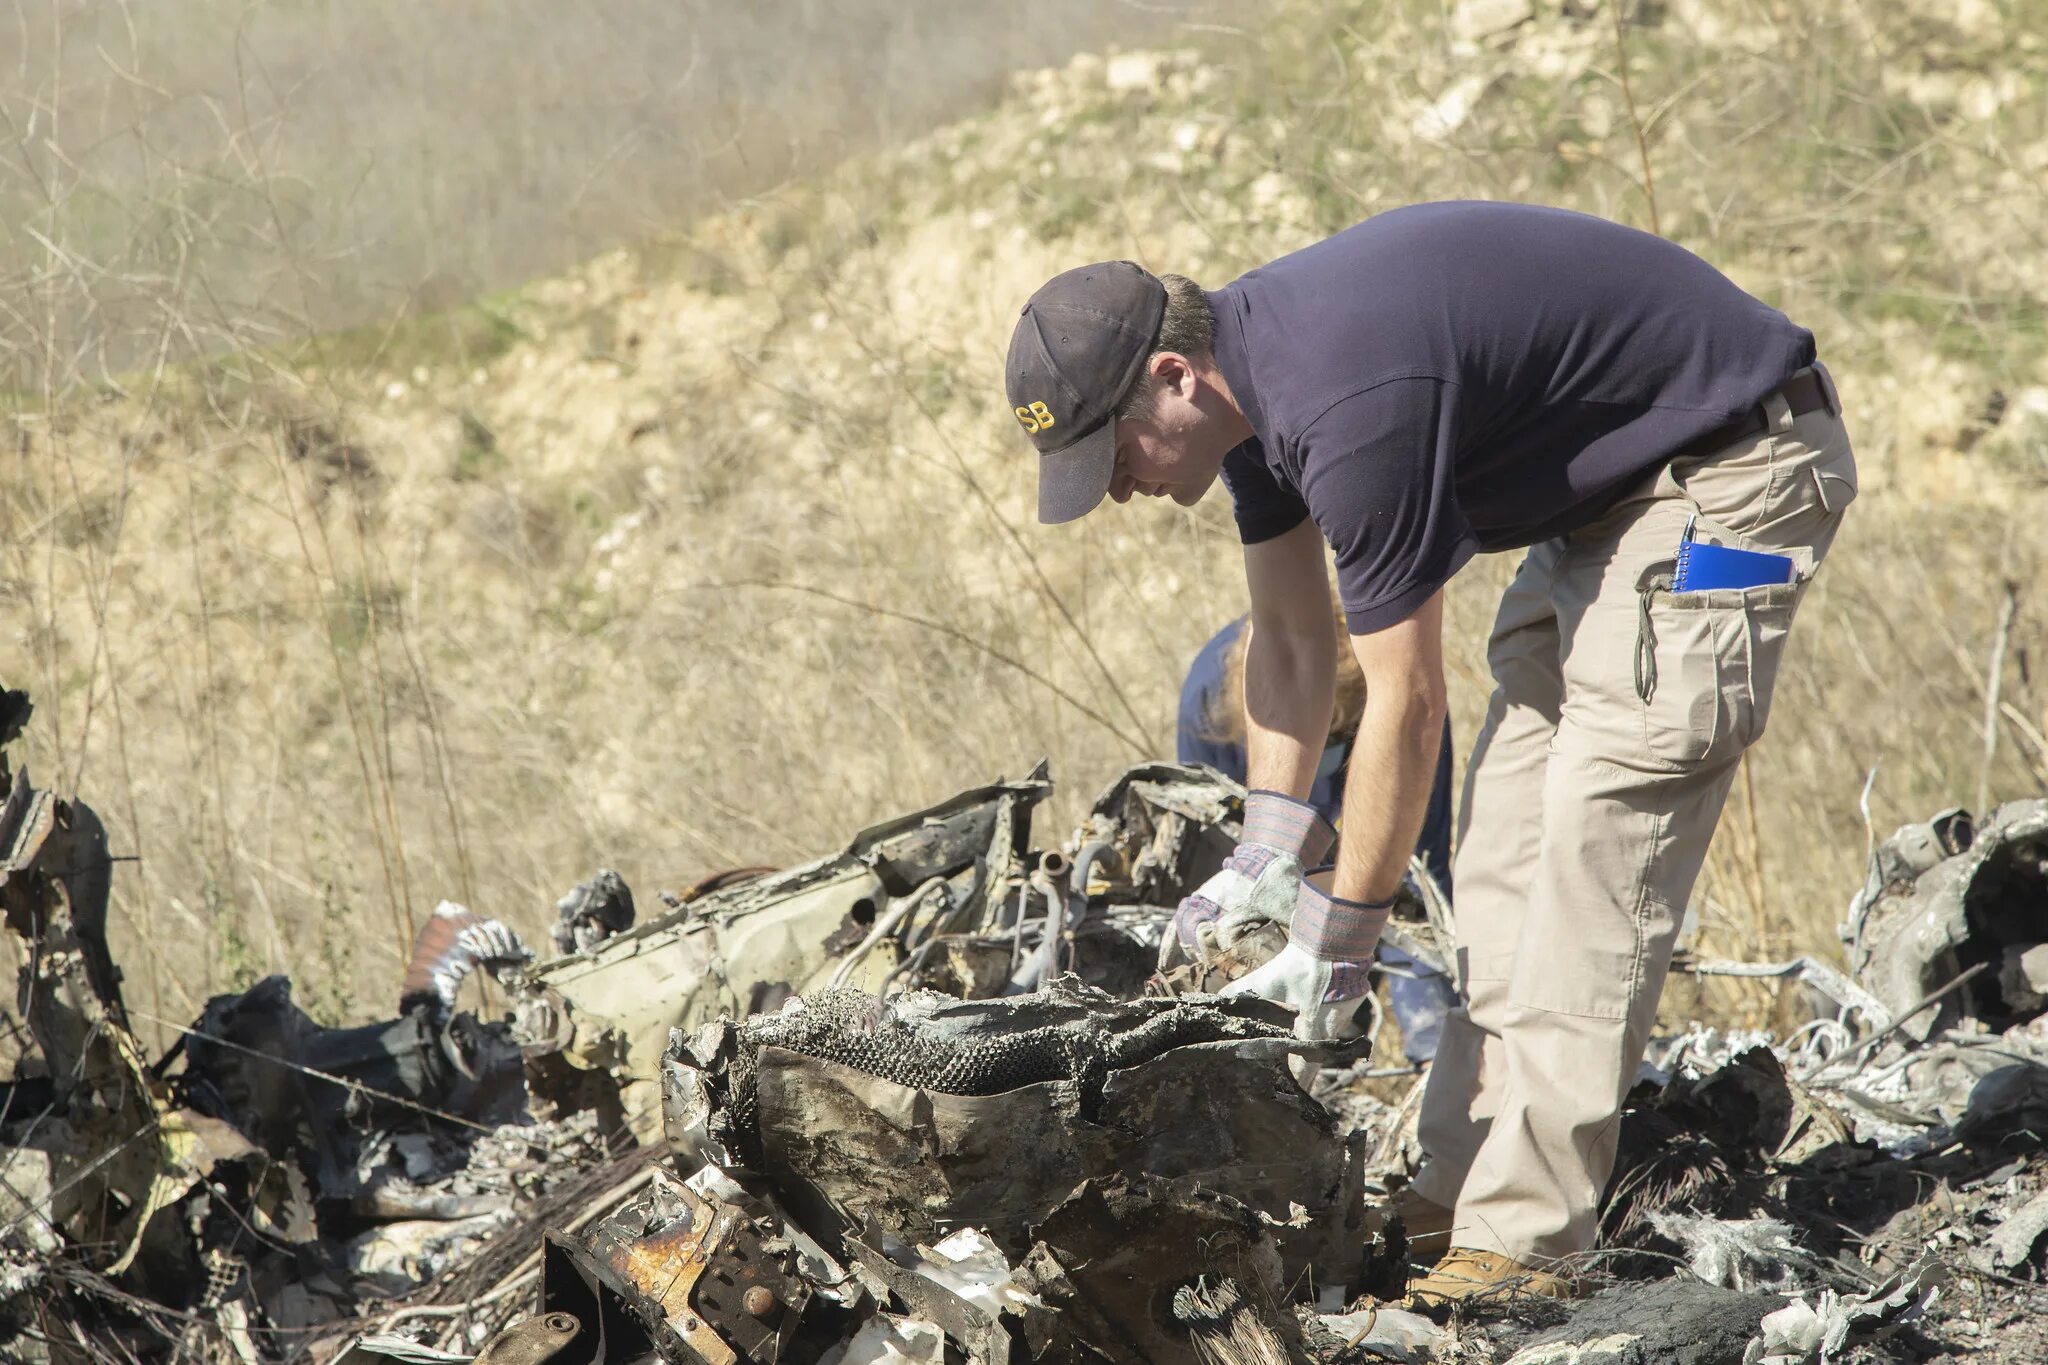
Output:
[1403, 1247, 1573, 1316]
[1385, 1187, 1455, 1260]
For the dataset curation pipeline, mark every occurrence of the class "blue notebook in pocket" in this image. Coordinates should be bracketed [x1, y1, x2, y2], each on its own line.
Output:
[1672, 536, 1794, 593]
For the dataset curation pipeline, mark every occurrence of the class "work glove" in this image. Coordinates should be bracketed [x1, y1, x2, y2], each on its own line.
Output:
[1158, 790, 1335, 979]
[1221, 879, 1391, 1042]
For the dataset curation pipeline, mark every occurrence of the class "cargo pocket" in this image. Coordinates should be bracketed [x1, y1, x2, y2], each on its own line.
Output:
[1509, 942, 1638, 1019]
[1809, 434, 1859, 515]
[1634, 575, 1803, 769]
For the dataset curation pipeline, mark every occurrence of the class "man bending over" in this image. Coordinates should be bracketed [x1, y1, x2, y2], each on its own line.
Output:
[1001, 202, 1856, 1303]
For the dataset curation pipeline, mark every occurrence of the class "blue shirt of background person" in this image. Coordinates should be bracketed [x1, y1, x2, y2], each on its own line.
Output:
[1176, 614, 1459, 1061]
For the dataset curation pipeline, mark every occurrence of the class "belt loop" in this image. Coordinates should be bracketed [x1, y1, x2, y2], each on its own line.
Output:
[1812, 360, 1841, 416]
[1761, 387, 1795, 436]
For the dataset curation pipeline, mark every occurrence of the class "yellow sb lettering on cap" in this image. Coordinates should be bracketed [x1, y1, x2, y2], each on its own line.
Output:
[1014, 401, 1056, 434]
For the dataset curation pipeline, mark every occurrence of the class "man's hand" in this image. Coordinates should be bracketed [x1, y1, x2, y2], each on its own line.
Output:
[1222, 878, 1392, 1041]
[1223, 590, 1446, 1039]
[1159, 789, 1333, 977]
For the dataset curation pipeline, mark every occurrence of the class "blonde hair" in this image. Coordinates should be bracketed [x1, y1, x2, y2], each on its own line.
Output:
[1204, 597, 1366, 747]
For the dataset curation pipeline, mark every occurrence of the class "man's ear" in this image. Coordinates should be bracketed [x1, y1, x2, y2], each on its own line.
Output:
[1149, 351, 1195, 399]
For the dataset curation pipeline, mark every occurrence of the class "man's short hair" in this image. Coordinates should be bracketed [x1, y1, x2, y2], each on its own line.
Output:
[1116, 273, 1213, 422]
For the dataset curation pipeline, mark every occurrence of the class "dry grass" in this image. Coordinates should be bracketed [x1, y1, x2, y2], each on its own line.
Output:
[4, 0, 2047, 1038]
[0, 0, 1212, 384]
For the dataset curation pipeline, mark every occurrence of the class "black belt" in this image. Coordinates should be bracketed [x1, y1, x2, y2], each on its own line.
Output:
[1732, 366, 1831, 441]
[1684, 365, 1833, 457]
[1777, 366, 1831, 420]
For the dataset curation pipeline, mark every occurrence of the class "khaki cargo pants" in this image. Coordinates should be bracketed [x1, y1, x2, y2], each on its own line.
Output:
[1410, 369, 1858, 1265]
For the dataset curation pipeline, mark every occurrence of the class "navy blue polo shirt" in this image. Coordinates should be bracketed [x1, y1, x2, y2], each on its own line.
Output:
[1211, 202, 1816, 633]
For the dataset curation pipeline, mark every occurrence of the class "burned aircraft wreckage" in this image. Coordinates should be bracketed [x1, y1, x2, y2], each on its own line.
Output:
[4, 685, 2048, 1363]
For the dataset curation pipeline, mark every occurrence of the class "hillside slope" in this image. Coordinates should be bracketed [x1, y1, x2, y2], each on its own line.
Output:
[6, 0, 2048, 1030]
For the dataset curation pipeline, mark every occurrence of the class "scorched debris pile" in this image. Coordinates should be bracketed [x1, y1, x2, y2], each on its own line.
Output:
[4, 691, 2048, 1363]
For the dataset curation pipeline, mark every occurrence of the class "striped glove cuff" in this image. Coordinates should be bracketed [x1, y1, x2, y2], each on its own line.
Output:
[1242, 789, 1337, 865]
[1292, 878, 1393, 1003]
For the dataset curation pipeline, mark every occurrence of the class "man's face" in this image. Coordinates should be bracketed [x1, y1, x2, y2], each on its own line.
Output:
[1106, 360, 1228, 508]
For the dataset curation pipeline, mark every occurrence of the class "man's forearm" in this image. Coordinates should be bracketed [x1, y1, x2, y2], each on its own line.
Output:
[1242, 623, 1337, 799]
[1333, 691, 1446, 902]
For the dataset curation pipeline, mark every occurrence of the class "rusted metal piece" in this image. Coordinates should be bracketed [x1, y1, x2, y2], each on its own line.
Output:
[401, 902, 534, 1015]
[542, 1231, 666, 1362]
[586, 1176, 738, 1365]
[565, 1169, 814, 1363]
[677, 866, 778, 904]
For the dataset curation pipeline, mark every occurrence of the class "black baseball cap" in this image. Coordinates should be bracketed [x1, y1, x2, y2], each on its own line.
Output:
[1005, 261, 1167, 523]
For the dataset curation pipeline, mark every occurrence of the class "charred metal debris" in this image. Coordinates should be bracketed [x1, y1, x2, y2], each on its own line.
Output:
[4, 695, 2048, 1363]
